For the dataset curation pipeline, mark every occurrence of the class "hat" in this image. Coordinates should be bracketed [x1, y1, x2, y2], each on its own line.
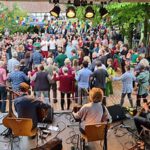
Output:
[20, 82, 30, 92]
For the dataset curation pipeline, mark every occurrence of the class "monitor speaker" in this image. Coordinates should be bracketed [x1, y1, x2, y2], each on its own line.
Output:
[107, 105, 126, 122]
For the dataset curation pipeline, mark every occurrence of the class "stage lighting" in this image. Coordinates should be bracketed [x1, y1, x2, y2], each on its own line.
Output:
[50, 5, 60, 18]
[99, 7, 108, 18]
[74, 0, 80, 7]
[85, 6, 95, 18]
[66, 6, 76, 18]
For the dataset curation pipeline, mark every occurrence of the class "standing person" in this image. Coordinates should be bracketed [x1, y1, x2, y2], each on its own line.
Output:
[90, 61, 108, 105]
[105, 58, 115, 97]
[76, 61, 92, 105]
[31, 64, 51, 104]
[113, 66, 135, 107]
[120, 45, 128, 74]
[55, 47, 67, 68]
[49, 36, 57, 57]
[53, 67, 75, 110]
[8, 65, 29, 91]
[44, 58, 59, 103]
[136, 65, 149, 107]
[7, 51, 20, 73]
[0, 61, 7, 113]
[59, 58, 74, 75]
[30, 46, 44, 67]
[40, 37, 49, 58]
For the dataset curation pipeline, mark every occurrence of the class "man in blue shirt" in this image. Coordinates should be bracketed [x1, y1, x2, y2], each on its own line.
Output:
[8, 65, 29, 91]
[76, 61, 92, 105]
[30, 46, 44, 66]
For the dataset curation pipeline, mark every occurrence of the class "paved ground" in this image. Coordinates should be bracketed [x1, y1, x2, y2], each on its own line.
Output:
[0, 79, 149, 150]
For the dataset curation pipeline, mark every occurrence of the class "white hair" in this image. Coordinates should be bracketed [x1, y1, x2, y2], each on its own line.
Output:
[139, 58, 149, 67]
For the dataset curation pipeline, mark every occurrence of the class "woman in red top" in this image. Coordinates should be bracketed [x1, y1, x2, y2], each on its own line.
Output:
[54, 67, 75, 110]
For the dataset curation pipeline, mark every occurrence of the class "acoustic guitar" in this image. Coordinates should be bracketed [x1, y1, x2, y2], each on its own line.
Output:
[2, 87, 17, 128]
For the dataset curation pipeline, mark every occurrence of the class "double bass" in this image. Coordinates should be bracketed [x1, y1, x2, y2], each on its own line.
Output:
[2, 86, 18, 128]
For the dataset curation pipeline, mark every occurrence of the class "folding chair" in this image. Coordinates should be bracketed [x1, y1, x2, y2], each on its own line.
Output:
[80, 123, 109, 150]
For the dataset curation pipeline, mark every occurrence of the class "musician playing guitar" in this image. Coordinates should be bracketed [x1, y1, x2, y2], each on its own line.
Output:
[13, 82, 51, 130]
[134, 101, 150, 134]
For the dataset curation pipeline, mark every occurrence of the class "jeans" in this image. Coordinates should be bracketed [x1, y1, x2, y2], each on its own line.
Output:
[0, 86, 7, 113]
[35, 91, 50, 104]
[78, 87, 88, 105]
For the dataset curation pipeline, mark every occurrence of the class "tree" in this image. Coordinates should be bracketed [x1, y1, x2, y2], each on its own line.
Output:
[106, 3, 150, 47]
[0, 3, 28, 34]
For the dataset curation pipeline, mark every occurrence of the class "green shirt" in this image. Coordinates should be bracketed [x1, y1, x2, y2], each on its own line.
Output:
[55, 54, 67, 68]
[131, 53, 139, 63]
[70, 55, 78, 62]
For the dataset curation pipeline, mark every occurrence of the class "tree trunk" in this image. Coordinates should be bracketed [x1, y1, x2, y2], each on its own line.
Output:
[128, 24, 134, 48]
[143, 3, 149, 45]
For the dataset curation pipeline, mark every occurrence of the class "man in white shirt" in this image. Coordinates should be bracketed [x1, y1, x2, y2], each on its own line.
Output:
[40, 37, 49, 58]
[49, 36, 56, 57]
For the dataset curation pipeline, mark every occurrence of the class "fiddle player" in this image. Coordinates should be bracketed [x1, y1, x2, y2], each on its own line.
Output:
[14, 82, 51, 129]
[134, 102, 150, 134]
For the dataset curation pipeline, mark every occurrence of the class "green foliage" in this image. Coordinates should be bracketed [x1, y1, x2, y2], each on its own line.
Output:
[106, 3, 150, 35]
[0, 3, 28, 34]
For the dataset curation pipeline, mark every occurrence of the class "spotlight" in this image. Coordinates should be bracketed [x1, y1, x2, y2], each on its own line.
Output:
[85, 6, 95, 18]
[66, 6, 76, 18]
[50, 5, 60, 18]
[74, 0, 80, 7]
[99, 7, 108, 18]
[81, 0, 87, 6]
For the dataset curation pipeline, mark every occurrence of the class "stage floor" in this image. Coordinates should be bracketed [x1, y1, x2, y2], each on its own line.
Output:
[0, 80, 149, 150]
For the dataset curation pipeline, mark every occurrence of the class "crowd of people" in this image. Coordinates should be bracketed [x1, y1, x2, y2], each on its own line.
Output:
[0, 22, 149, 137]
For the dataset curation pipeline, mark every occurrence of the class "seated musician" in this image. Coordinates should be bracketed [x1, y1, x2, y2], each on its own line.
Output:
[72, 88, 112, 135]
[134, 102, 150, 134]
[14, 82, 51, 129]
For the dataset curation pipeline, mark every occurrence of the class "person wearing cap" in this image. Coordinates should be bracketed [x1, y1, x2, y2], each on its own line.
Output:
[7, 51, 20, 73]
[8, 65, 29, 91]
[72, 88, 111, 134]
[14, 82, 51, 129]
